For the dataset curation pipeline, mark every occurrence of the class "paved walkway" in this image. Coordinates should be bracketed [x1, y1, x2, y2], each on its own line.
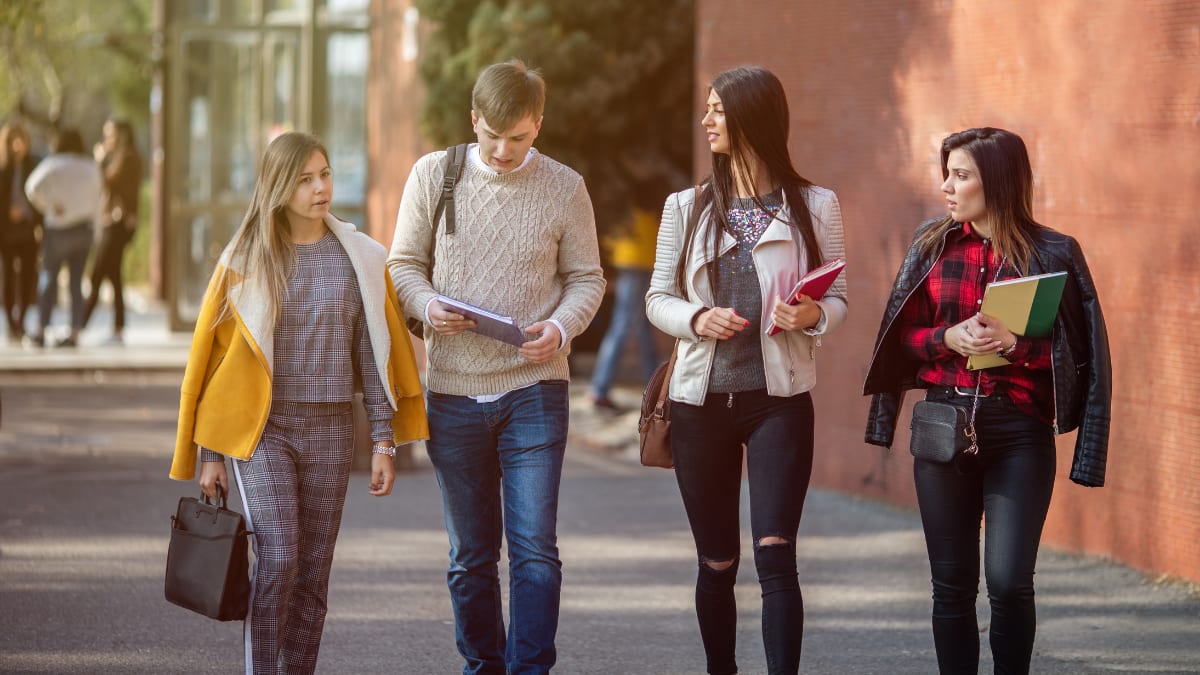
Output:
[0, 287, 191, 373]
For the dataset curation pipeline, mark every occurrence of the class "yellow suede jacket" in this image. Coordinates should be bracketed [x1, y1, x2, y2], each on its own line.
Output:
[170, 215, 429, 481]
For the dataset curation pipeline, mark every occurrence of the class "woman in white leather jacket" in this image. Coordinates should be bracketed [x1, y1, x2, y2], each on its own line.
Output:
[644, 66, 847, 675]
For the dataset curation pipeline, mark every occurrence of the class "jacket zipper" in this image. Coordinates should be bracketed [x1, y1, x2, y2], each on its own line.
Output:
[780, 337, 796, 387]
[752, 216, 805, 389]
[1049, 347, 1060, 434]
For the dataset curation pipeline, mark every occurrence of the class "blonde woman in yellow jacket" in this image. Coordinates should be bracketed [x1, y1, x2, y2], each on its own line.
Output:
[171, 132, 427, 674]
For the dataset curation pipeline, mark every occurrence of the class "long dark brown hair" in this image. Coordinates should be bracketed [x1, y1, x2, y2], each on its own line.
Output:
[915, 127, 1046, 274]
[0, 122, 31, 169]
[674, 66, 822, 295]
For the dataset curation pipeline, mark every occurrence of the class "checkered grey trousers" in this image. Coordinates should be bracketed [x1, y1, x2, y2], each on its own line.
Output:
[233, 401, 354, 675]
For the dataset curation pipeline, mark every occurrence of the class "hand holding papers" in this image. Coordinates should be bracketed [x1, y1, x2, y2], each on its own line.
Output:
[434, 295, 529, 347]
[966, 271, 1067, 370]
[765, 258, 846, 336]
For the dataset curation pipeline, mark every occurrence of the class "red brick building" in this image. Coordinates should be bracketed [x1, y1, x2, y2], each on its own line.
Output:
[696, 1, 1200, 582]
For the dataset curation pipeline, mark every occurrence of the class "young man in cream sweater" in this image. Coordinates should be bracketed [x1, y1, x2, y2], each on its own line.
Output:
[387, 60, 604, 674]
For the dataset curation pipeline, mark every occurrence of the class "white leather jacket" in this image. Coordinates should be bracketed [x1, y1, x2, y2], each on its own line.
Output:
[645, 186, 848, 406]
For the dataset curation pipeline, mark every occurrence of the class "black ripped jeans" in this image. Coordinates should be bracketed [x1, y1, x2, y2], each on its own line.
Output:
[671, 389, 815, 675]
[914, 389, 1056, 675]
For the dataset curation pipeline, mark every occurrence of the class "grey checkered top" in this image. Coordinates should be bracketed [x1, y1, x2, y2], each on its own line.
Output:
[273, 232, 392, 440]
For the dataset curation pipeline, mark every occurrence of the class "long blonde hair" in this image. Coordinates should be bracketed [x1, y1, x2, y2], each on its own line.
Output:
[212, 131, 329, 328]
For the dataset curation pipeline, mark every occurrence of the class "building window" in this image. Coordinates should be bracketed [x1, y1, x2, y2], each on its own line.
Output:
[162, 0, 369, 328]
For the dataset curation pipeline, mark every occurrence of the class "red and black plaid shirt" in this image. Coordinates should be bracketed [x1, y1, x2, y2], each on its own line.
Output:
[899, 223, 1054, 424]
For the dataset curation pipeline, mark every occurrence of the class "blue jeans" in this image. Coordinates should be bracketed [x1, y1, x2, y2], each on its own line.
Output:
[37, 222, 92, 335]
[914, 389, 1056, 675]
[425, 380, 569, 675]
[671, 389, 815, 675]
[590, 268, 658, 398]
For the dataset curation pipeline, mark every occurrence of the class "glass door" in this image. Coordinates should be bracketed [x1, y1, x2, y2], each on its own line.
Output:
[167, 28, 300, 326]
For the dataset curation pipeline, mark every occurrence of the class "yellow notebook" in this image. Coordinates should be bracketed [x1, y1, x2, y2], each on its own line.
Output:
[967, 271, 1068, 370]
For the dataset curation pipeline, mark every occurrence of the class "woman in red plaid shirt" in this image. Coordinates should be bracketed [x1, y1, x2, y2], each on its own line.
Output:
[864, 127, 1111, 674]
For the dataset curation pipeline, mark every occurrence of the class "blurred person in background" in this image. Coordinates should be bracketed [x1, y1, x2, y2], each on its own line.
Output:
[588, 184, 663, 412]
[23, 128, 101, 348]
[0, 121, 43, 342]
[82, 117, 142, 345]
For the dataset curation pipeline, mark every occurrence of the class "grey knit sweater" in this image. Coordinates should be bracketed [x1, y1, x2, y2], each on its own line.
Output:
[387, 147, 605, 396]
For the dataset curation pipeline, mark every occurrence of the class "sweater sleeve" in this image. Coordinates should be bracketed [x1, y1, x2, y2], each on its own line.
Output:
[548, 178, 606, 340]
[22, 161, 51, 215]
[387, 153, 442, 326]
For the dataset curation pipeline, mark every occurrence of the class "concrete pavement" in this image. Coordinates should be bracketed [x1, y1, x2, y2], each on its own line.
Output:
[0, 288, 191, 374]
[1, 295, 1198, 674]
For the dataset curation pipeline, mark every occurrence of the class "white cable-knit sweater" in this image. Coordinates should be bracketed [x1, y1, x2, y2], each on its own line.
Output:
[387, 146, 605, 396]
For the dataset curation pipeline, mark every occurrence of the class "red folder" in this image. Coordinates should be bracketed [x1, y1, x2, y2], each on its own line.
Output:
[765, 257, 846, 336]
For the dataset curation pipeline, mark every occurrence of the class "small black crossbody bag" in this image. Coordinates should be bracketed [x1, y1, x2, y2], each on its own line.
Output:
[909, 378, 981, 464]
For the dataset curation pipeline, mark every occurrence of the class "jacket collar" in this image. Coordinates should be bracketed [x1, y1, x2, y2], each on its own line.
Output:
[686, 197, 797, 295]
[220, 213, 390, 385]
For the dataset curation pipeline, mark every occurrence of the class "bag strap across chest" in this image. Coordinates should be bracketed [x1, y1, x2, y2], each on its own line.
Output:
[432, 143, 469, 237]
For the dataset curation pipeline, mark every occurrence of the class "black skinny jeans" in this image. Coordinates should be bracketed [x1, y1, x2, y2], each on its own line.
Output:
[82, 222, 133, 333]
[914, 389, 1056, 675]
[1, 235, 38, 336]
[671, 389, 815, 675]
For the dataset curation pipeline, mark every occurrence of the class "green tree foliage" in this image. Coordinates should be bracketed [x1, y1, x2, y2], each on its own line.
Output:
[414, 0, 695, 234]
[2, 0, 153, 284]
[0, 0, 153, 141]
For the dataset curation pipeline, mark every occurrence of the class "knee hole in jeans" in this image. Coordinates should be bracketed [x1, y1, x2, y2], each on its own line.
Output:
[756, 535, 791, 549]
[753, 540, 799, 596]
[700, 555, 738, 572]
[697, 555, 739, 595]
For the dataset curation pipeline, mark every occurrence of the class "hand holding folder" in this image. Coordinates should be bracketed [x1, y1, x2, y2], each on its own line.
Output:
[765, 257, 846, 336]
[434, 295, 529, 347]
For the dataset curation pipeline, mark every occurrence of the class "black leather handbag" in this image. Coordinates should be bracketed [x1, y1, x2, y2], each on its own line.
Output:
[909, 377, 982, 464]
[164, 486, 251, 621]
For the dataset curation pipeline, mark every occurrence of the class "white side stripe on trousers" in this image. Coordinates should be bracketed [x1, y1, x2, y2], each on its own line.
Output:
[232, 460, 257, 675]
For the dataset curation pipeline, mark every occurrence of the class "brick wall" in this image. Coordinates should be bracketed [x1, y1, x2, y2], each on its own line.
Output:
[368, 0, 431, 366]
[367, 0, 429, 246]
[697, 0, 1200, 582]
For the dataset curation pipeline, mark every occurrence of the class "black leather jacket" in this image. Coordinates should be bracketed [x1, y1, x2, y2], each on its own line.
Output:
[863, 219, 1112, 487]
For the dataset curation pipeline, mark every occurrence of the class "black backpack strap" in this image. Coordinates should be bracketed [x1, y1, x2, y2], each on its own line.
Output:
[408, 143, 468, 338]
[432, 143, 469, 235]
